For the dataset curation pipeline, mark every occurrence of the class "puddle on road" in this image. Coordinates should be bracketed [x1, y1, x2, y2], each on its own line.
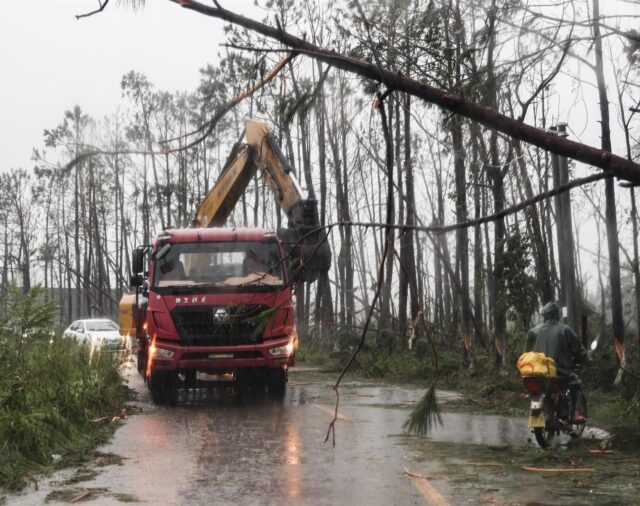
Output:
[323, 381, 529, 447]
[427, 412, 529, 446]
[319, 377, 609, 448]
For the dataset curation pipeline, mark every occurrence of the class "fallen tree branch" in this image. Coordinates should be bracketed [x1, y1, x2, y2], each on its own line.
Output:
[160, 52, 295, 147]
[313, 170, 612, 236]
[172, 0, 640, 182]
[285, 168, 608, 279]
[61, 52, 295, 172]
[522, 466, 595, 473]
[76, 0, 110, 19]
[402, 468, 434, 480]
[70, 490, 93, 503]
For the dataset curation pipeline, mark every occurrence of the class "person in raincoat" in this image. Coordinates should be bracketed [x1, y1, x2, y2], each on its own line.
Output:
[525, 302, 589, 422]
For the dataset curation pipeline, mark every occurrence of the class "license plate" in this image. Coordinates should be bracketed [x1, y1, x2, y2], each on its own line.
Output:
[528, 412, 545, 428]
[208, 353, 233, 359]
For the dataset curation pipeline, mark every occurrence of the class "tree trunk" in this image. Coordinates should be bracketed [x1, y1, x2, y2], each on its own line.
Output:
[452, 115, 471, 364]
[471, 131, 485, 345]
[379, 97, 396, 345]
[593, 0, 625, 364]
[403, 94, 419, 332]
[396, 98, 408, 340]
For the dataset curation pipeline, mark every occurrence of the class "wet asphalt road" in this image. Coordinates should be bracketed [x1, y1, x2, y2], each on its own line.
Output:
[9, 367, 537, 505]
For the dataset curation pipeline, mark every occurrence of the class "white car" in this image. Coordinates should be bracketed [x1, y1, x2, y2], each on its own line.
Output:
[64, 319, 127, 351]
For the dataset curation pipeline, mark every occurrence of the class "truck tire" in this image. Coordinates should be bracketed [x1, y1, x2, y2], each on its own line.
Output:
[267, 367, 287, 399]
[149, 370, 178, 406]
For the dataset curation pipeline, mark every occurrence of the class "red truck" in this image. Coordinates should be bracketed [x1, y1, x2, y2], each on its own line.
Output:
[129, 227, 297, 404]
[121, 120, 330, 405]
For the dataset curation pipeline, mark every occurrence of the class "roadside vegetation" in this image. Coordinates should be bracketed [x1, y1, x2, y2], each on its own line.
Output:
[0, 287, 128, 491]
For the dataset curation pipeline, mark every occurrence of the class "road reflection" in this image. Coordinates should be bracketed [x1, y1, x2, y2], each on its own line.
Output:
[284, 414, 301, 498]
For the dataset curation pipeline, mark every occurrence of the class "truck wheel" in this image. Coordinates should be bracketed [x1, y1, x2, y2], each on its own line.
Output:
[267, 367, 287, 399]
[137, 346, 147, 376]
[149, 370, 178, 406]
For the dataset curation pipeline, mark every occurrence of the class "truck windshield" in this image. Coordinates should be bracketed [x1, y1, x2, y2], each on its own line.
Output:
[152, 241, 285, 292]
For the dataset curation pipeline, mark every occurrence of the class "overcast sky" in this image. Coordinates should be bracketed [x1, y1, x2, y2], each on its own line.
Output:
[0, 0, 257, 172]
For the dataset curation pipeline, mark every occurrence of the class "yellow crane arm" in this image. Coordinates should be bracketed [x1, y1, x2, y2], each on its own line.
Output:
[194, 145, 256, 227]
[195, 119, 307, 228]
[244, 119, 303, 217]
[193, 119, 330, 282]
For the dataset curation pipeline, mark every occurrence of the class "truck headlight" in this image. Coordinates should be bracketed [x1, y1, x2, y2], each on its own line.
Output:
[155, 347, 175, 358]
[269, 341, 294, 356]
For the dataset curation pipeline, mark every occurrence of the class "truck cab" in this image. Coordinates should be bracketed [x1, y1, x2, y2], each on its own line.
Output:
[128, 227, 297, 404]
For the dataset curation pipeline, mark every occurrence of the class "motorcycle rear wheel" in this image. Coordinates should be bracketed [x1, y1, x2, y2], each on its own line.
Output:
[533, 399, 557, 449]
[533, 427, 554, 448]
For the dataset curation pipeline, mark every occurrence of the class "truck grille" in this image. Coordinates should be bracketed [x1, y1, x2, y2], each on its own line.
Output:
[171, 305, 270, 346]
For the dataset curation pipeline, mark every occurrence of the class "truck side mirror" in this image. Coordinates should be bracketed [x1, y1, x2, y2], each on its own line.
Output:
[132, 247, 145, 275]
[130, 247, 146, 287]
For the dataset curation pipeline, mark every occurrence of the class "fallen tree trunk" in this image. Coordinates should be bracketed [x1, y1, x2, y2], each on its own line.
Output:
[172, 0, 640, 182]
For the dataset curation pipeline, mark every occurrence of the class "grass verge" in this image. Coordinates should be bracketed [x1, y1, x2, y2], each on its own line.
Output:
[0, 288, 129, 492]
[0, 336, 129, 491]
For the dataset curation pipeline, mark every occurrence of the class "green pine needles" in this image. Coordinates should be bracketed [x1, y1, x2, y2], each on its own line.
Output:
[403, 385, 443, 437]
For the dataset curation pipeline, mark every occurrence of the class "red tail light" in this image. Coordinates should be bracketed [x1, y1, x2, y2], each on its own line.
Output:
[523, 378, 545, 393]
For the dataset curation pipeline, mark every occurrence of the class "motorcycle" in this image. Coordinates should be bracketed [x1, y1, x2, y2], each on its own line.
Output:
[524, 340, 596, 449]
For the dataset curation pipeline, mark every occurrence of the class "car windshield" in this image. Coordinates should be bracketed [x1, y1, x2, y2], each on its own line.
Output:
[85, 321, 118, 332]
[153, 240, 284, 293]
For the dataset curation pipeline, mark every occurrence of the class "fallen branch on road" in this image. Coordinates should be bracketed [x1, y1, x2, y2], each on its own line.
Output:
[402, 468, 434, 480]
[70, 490, 92, 503]
[463, 461, 505, 468]
[522, 466, 595, 473]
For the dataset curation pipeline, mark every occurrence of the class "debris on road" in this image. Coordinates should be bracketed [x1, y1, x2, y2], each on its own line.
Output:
[463, 461, 505, 468]
[521, 466, 595, 473]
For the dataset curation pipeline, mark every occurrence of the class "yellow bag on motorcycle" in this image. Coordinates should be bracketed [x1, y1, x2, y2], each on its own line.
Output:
[517, 352, 557, 378]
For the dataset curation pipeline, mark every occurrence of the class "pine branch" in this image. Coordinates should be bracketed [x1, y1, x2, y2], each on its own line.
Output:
[403, 386, 442, 436]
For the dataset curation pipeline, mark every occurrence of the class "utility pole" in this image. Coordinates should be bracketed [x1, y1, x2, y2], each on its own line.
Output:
[551, 123, 579, 333]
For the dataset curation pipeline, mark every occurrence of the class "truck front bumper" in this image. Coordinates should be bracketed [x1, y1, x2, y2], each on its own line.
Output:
[149, 336, 295, 371]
